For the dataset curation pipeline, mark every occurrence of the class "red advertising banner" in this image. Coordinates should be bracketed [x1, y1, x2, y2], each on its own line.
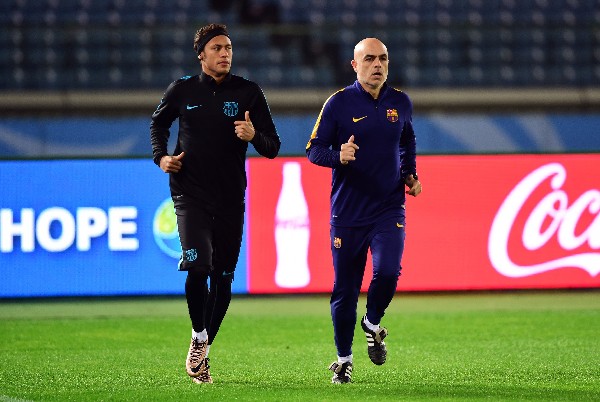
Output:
[247, 154, 600, 293]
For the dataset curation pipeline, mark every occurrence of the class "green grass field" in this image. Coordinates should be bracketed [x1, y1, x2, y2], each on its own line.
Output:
[1, 291, 599, 401]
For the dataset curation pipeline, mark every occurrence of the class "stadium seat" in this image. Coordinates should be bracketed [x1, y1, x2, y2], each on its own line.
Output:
[0, 0, 596, 89]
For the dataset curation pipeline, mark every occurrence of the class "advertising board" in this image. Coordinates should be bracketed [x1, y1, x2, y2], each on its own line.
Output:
[0, 159, 247, 297]
[248, 154, 600, 293]
[1, 154, 598, 297]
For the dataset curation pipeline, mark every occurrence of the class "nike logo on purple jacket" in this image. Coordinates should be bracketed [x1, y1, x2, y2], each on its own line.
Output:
[306, 81, 417, 227]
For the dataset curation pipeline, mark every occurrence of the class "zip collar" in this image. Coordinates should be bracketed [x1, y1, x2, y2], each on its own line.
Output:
[199, 71, 232, 88]
[354, 80, 388, 101]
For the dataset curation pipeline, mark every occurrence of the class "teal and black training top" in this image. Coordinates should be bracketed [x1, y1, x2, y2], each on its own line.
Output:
[151, 72, 280, 211]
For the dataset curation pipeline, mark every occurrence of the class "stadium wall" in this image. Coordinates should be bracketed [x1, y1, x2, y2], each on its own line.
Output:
[1, 113, 600, 158]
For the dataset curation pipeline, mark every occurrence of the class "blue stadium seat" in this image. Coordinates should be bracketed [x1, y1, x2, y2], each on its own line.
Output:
[280, 0, 312, 23]
[0, 0, 595, 89]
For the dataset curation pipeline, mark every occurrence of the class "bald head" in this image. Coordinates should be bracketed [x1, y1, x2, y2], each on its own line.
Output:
[351, 38, 389, 98]
[353, 38, 388, 60]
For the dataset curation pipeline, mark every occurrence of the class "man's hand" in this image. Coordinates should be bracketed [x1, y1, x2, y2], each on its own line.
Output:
[160, 152, 185, 173]
[234, 111, 255, 142]
[340, 135, 359, 165]
[405, 174, 422, 197]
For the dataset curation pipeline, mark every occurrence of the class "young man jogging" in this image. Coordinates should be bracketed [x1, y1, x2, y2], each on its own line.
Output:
[150, 23, 280, 384]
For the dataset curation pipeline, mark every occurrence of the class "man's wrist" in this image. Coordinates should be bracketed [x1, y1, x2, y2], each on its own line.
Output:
[405, 173, 418, 184]
[154, 153, 168, 166]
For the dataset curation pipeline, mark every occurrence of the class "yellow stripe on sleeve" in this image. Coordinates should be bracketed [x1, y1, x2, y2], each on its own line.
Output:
[306, 88, 345, 150]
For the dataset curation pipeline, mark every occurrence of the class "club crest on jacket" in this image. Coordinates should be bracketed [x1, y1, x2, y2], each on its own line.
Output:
[223, 101, 239, 117]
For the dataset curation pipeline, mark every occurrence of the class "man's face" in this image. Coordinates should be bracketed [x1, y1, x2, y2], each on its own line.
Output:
[351, 39, 388, 91]
[199, 35, 232, 79]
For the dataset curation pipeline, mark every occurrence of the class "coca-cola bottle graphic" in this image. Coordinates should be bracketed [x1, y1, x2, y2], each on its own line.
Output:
[274, 161, 311, 288]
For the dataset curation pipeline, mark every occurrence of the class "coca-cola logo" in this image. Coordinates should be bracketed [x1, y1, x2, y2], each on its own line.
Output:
[489, 162, 600, 278]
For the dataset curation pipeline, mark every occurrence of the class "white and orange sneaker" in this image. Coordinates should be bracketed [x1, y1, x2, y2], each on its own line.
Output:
[191, 357, 213, 384]
[185, 338, 208, 378]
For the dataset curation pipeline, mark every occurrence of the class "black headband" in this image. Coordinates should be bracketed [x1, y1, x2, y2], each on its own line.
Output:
[197, 28, 229, 54]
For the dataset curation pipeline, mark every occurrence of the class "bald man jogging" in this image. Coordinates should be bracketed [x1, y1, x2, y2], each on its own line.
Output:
[306, 38, 421, 384]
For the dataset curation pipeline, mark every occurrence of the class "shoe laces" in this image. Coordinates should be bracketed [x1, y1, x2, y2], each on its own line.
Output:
[329, 361, 352, 378]
[189, 339, 206, 365]
[373, 327, 387, 344]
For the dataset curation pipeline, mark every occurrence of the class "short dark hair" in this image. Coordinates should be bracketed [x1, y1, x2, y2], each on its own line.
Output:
[193, 23, 229, 54]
